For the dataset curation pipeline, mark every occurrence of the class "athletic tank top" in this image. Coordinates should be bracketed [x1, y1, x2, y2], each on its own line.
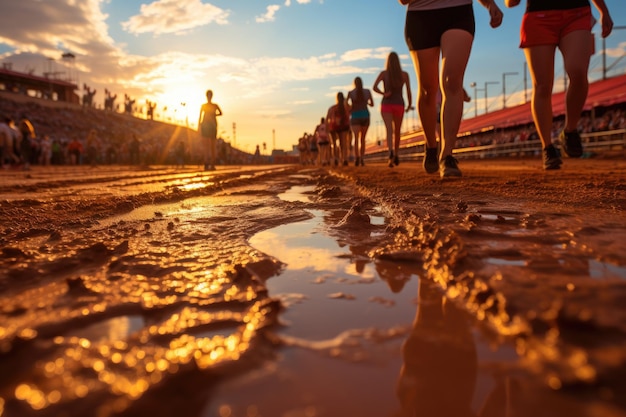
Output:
[408, 0, 470, 11]
[526, 0, 588, 12]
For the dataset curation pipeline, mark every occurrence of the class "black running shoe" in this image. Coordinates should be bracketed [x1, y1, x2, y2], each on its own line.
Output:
[394, 155, 399, 166]
[543, 145, 562, 170]
[560, 130, 583, 158]
[439, 155, 462, 178]
[423, 147, 439, 174]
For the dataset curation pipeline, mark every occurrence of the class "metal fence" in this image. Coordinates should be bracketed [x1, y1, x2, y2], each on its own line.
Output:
[364, 128, 626, 163]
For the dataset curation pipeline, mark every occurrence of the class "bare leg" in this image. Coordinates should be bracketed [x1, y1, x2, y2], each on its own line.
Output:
[340, 130, 349, 164]
[351, 125, 360, 160]
[382, 111, 394, 153]
[330, 132, 339, 164]
[439, 29, 473, 160]
[360, 125, 369, 160]
[524, 45, 557, 148]
[560, 30, 592, 132]
[393, 111, 404, 158]
[411, 47, 440, 149]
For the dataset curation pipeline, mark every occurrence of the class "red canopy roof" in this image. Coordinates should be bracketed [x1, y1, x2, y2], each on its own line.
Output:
[458, 73, 626, 136]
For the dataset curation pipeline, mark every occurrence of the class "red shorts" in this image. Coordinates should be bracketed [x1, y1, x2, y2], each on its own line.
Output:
[520, 6, 592, 48]
[381, 103, 405, 117]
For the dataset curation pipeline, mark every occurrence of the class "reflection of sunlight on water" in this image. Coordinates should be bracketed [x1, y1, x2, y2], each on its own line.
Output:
[479, 213, 516, 222]
[204, 184, 526, 417]
[177, 181, 214, 191]
[64, 316, 144, 343]
[251, 210, 360, 275]
[250, 208, 417, 340]
[486, 258, 527, 267]
[277, 185, 315, 203]
[589, 260, 626, 280]
[370, 215, 385, 226]
[96, 197, 225, 227]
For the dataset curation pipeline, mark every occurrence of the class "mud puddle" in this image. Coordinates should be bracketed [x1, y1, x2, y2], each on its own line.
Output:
[201, 183, 521, 417]
[2, 165, 624, 417]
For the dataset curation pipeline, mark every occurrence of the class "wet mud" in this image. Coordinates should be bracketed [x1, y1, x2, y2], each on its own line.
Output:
[0, 158, 624, 417]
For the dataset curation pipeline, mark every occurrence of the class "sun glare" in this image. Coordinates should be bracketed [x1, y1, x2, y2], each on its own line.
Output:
[153, 88, 203, 129]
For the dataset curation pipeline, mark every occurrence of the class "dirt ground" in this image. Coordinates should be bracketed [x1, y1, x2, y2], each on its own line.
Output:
[0, 156, 625, 417]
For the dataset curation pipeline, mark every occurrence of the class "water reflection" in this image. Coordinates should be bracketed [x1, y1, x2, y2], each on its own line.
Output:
[249, 208, 410, 341]
[250, 209, 378, 279]
[589, 260, 626, 280]
[64, 315, 144, 343]
[395, 279, 509, 417]
[377, 260, 415, 294]
[277, 185, 316, 203]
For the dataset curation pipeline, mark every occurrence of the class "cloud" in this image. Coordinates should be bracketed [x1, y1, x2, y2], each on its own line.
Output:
[341, 47, 391, 62]
[256, 5, 281, 23]
[122, 0, 229, 36]
[0, 1, 115, 58]
[285, 0, 312, 6]
[0, 0, 391, 146]
[606, 41, 626, 58]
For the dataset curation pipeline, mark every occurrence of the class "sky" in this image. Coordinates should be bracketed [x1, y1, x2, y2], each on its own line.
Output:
[0, 0, 625, 153]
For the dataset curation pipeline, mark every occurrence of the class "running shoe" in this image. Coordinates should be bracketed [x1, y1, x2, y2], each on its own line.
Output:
[394, 155, 399, 166]
[543, 145, 562, 170]
[423, 147, 439, 174]
[560, 130, 583, 158]
[439, 155, 462, 178]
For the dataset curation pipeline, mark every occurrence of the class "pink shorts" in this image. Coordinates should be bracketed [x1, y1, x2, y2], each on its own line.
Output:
[381, 103, 405, 117]
[520, 6, 592, 48]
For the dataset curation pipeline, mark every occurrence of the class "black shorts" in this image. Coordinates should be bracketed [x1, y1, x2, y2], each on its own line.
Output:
[405, 4, 475, 51]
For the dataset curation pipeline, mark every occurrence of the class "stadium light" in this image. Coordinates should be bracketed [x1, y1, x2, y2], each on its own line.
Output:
[602, 26, 626, 80]
[484, 81, 499, 114]
[502, 72, 518, 109]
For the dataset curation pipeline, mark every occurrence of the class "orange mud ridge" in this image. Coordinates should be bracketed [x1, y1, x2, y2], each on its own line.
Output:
[0, 158, 625, 417]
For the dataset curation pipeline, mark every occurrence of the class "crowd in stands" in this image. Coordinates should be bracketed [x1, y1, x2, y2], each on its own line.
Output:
[0, 93, 253, 169]
[2, 91, 624, 170]
[453, 106, 626, 152]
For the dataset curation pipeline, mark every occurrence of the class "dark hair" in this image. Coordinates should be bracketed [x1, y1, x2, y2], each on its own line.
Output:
[354, 77, 364, 103]
[386, 52, 403, 92]
[336, 92, 346, 117]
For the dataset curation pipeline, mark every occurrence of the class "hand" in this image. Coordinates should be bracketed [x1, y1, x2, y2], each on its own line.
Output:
[601, 13, 614, 38]
[489, 3, 503, 28]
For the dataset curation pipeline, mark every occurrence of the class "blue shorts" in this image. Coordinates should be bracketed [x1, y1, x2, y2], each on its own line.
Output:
[351, 109, 370, 127]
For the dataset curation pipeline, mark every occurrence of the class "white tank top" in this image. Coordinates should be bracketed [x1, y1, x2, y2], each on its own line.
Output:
[408, 0, 471, 11]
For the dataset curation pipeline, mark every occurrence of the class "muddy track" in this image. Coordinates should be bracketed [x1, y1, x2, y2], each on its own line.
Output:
[0, 160, 625, 417]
